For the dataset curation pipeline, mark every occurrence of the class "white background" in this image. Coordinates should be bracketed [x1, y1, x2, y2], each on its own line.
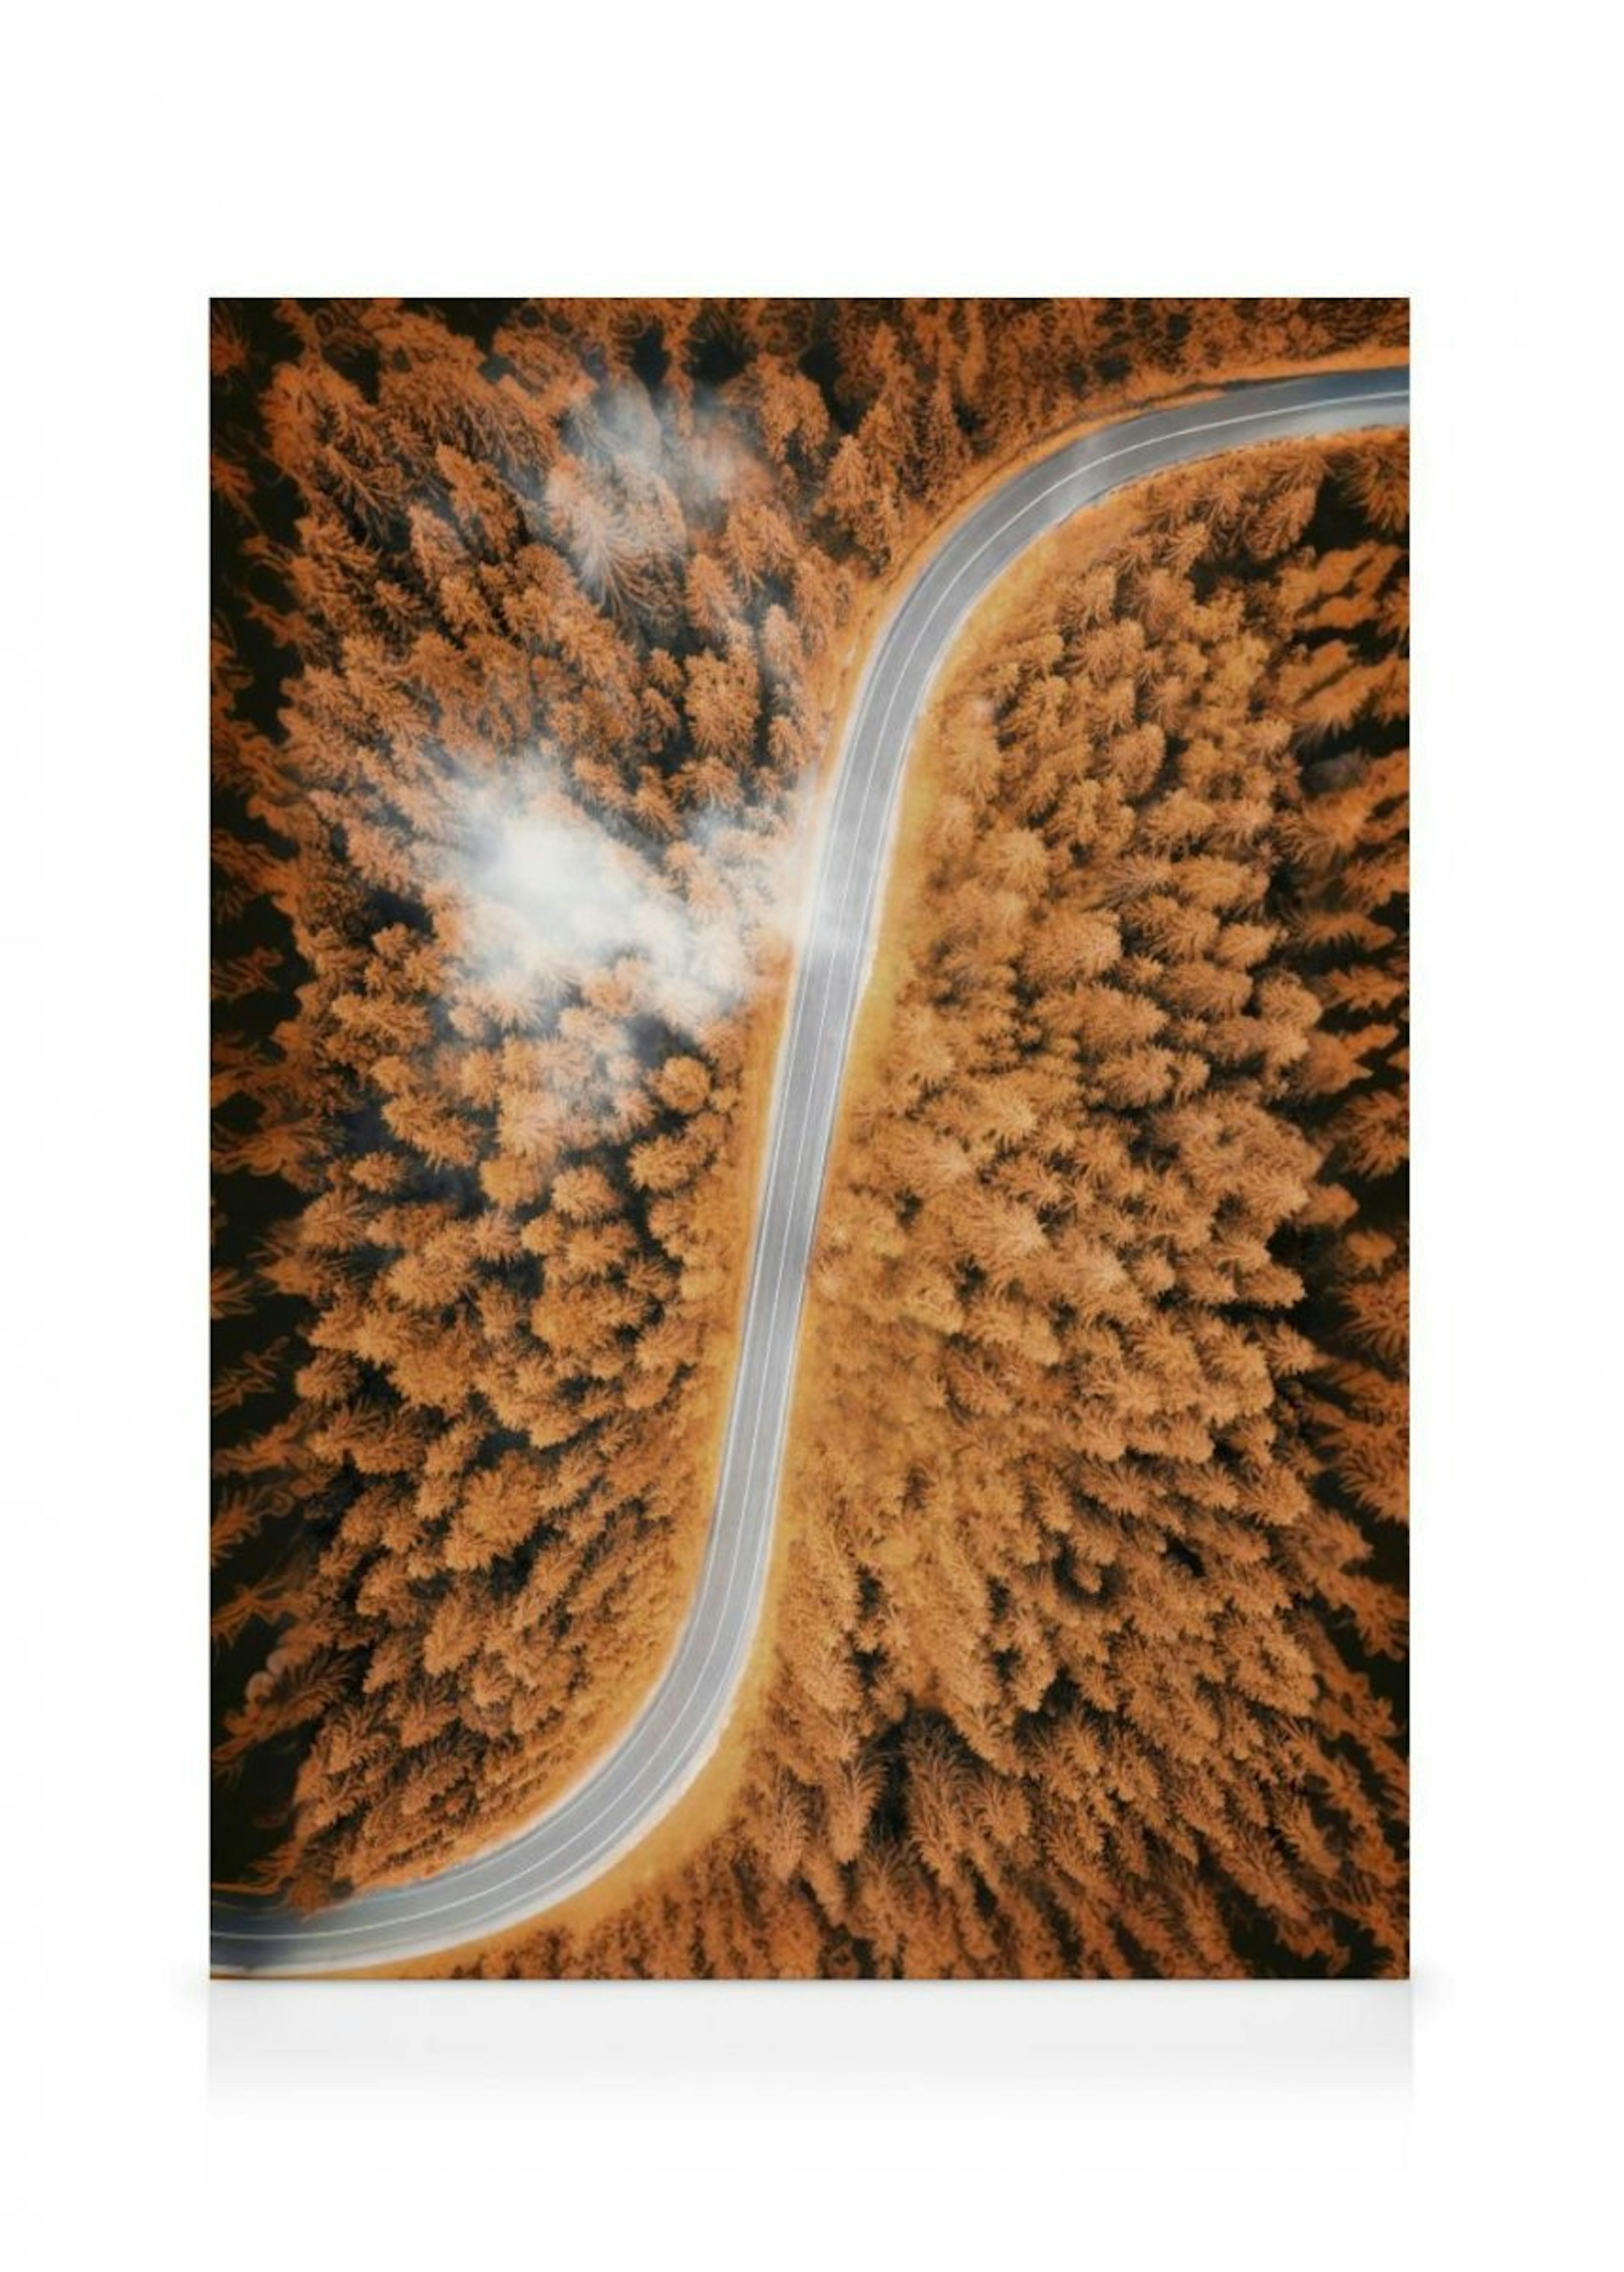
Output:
[3, 5, 1619, 2265]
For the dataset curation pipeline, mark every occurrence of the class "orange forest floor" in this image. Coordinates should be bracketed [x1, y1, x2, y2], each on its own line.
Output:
[211, 299, 1406, 1973]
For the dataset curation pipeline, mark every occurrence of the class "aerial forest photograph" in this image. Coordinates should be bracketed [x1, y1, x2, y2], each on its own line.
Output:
[210, 295, 1409, 1980]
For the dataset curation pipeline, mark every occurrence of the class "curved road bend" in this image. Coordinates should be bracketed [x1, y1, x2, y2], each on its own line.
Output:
[213, 365, 1410, 1974]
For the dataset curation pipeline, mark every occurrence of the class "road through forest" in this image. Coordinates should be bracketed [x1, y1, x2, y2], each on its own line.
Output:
[212, 365, 1411, 1973]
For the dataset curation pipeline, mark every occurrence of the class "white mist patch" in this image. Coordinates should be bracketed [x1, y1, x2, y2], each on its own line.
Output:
[560, 378, 764, 531]
[432, 760, 808, 1054]
[481, 805, 694, 973]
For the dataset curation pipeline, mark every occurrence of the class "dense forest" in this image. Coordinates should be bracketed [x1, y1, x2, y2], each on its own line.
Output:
[455, 428, 1410, 1978]
[211, 298, 1407, 1941]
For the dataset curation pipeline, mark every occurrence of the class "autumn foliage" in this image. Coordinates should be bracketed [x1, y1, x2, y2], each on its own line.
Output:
[465, 430, 1410, 1979]
[211, 299, 1407, 1956]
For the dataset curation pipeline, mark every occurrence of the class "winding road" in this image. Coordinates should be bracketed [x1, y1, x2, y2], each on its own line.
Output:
[212, 365, 1410, 1975]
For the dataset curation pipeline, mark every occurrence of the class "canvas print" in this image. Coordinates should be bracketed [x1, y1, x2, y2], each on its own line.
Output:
[211, 298, 1408, 1977]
